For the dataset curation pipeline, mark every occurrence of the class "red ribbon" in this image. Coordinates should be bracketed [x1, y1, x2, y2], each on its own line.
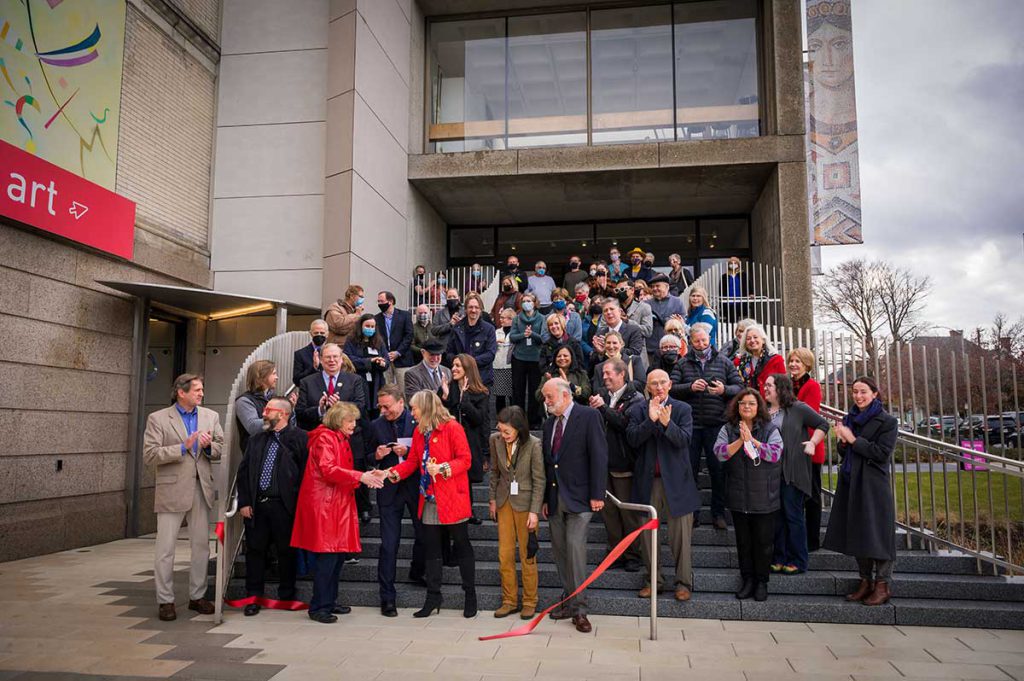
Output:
[215, 521, 225, 544]
[223, 595, 309, 611]
[479, 517, 660, 641]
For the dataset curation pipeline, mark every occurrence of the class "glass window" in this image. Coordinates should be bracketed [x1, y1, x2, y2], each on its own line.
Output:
[428, 18, 507, 153]
[497, 224, 595, 275]
[591, 6, 674, 145]
[507, 13, 588, 148]
[674, 1, 760, 140]
[595, 221, 697, 265]
[449, 227, 495, 259]
[699, 218, 749, 255]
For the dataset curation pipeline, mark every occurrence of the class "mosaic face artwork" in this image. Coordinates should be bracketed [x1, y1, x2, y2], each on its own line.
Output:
[806, 0, 862, 246]
[0, 0, 125, 190]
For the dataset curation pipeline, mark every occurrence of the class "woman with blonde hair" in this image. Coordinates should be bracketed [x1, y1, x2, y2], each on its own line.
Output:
[685, 285, 719, 348]
[386, 390, 476, 617]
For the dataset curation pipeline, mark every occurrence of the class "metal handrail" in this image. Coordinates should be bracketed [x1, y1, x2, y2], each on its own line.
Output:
[605, 492, 658, 640]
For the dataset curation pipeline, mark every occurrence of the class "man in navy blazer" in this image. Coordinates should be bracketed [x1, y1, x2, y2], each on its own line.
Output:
[541, 378, 607, 633]
[375, 291, 414, 389]
[292, 319, 329, 388]
[626, 369, 698, 602]
[366, 384, 423, 616]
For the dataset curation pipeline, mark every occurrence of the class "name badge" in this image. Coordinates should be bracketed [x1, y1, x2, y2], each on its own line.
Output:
[509, 480, 519, 496]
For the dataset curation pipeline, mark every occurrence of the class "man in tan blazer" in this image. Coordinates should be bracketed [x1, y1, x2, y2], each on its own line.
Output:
[143, 373, 224, 621]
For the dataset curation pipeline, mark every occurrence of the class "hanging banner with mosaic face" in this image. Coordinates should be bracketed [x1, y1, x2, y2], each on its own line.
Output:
[806, 0, 862, 245]
[0, 0, 125, 191]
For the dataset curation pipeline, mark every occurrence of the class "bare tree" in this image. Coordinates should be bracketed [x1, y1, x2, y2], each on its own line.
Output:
[988, 312, 1024, 361]
[877, 262, 932, 342]
[813, 258, 886, 363]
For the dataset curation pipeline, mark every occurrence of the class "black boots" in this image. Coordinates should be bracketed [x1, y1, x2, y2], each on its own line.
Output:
[413, 559, 444, 618]
[753, 581, 768, 602]
[735, 578, 755, 600]
[458, 545, 478, 618]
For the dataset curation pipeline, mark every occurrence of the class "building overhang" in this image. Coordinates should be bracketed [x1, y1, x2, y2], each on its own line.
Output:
[96, 280, 319, 321]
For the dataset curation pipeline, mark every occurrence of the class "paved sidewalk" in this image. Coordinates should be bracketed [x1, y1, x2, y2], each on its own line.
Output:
[1, 538, 1023, 680]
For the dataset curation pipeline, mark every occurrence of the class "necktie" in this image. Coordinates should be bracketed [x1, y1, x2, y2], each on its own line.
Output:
[259, 435, 279, 491]
[327, 375, 336, 396]
[552, 415, 564, 457]
[431, 368, 440, 389]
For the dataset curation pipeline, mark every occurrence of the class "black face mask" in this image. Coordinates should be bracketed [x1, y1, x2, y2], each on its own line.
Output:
[569, 262, 580, 271]
[415, 272, 425, 280]
[589, 305, 603, 317]
[446, 299, 460, 312]
[312, 334, 327, 346]
[662, 352, 679, 365]
[502, 324, 512, 332]
[508, 263, 519, 271]
[503, 284, 514, 293]
[615, 290, 630, 304]
[378, 302, 390, 313]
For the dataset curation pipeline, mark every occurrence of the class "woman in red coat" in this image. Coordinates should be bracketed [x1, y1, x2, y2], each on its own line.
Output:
[386, 389, 476, 618]
[291, 401, 385, 623]
[735, 323, 786, 397]
[788, 347, 825, 551]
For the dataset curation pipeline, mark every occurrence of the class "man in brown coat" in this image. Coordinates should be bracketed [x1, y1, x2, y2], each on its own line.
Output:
[324, 284, 365, 346]
[143, 374, 224, 621]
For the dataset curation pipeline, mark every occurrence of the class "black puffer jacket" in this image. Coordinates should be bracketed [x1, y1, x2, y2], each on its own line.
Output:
[670, 348, 743, 427]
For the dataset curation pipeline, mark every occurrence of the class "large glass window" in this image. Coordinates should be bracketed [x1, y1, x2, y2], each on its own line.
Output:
[674, 1, 760, 140]
[427, 4, 761, 152]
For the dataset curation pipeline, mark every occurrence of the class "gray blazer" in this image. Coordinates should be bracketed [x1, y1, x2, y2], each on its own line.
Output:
[776, 400, 830, 497]
[403, 361, 452, 404]
[488, 433, 545, 514]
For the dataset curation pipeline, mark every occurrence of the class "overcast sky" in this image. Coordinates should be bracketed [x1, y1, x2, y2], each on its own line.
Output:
[817, 0, 1024, 333]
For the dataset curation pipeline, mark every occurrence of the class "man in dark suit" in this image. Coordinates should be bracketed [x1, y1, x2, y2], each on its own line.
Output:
[235, 397, 308, 616]
[292, 319, 329, 388]
[402, 339, 451, 404]
[626, 369, 698, 602]
[366, 384, 423, 616]
[375, 291, 414, 391]
[540, 378, 607, 634]
[295, 343, 367, 431]
[590, 299, 648, 372]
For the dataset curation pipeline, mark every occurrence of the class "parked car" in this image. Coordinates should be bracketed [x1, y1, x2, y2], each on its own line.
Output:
[917, 416, 959, 438]
[983, 415, 1020, 447]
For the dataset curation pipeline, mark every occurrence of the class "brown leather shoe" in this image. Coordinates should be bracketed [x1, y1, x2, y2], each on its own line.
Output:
[548, 607, 572, 621]
[188, 598, 215, 615]
[863, 581, 890, 606]
[520, 605, 536, 620]
[845, 578, 874, 602]
[675, 587, 691, 602]
[572, 614, 592, 633]
[158, 603, 176, 621]
[493, 603, 521, 618]
[713, 517, 728, 531]
[637, 586, 652, 598]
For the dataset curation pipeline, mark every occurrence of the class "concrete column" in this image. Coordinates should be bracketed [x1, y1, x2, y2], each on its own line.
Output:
[777, 162, 814, 330]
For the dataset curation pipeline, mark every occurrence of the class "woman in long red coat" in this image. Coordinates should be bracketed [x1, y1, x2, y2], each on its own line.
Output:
[291, 401, 384, 623]
[386, 390, 476, 618]
[788, 347, 825, 551]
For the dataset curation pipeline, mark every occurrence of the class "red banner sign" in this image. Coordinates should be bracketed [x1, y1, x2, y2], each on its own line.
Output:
[0, 139, 135, 259]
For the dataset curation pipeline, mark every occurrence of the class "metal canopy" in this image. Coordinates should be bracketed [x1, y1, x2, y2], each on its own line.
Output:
[96, 280, 319, 318]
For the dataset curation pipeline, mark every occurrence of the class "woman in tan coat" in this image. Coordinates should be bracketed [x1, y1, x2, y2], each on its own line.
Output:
[488, 405, 545, 619]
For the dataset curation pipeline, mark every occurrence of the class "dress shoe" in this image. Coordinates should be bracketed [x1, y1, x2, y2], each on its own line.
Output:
[413, 594, 443, 618]
[520, 605, 536, 619]
[331, 605, 352, 615]
[735, 579, 755, 600]
[158, 603, 176, 621]
[753, 582, 768, 602]
[243, 603, 261, 617]
[637, 586, 653, 598]
[845, 578, 874, 602]
[862, 581, 890, 606]
[308, 611, 338, 624]
[674, 587, 691, 602]
[463, 591, 478, 618]
[494, 603, 521, 618]
[624, 559, 642, 573]
[467, 514, 483, 525]
[713, 516, 728, 531]
[381, 602, 398, 617]
[188, 598, 215, 615]
[769, 563, 783, 573]
[781, 564, 801, 575]
[548, 607, 572, 621]
[572, 614, 592, 633]
[344, 556, 360, 565]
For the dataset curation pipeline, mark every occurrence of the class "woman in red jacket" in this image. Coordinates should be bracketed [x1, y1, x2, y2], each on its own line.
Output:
[291, 401, 385, 623]
[386, 390, 476, 618]
[735, 323, 786, 397]
[788, 347, 825, 551]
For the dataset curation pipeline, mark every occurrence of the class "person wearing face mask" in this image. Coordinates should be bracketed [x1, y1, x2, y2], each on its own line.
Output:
[652, 334, 686, 378]
[719, 256, 751, 323]
[294, 319, 330, 388]
[430, 288, 464, 348]
[375, 291, 414, 393]
[343, 315, 391, 419]
[625, 247, 654, 284]
[607, 248, 628, 283]
[464, 262, 487, 295]
[509, 293, 546, 428]
[572, 282, 590, 314]
[562, 255, 588, 293]
[526, 260, 557, 314]
[234, 397, 308, 616]
[325, 284, 365, 346]
[645, 273, 686, 365]
[491, 276, 523, 321]
[501, 256, 527, 293]
[426, 272, 449, 306]
[492, 308, 516, 414]
[411, 265, 429, 306]
[589, 265, 614, 297]
[411, 304, 434, 358]
[581, 295, 605, 360]
[546, 287, 582, 342]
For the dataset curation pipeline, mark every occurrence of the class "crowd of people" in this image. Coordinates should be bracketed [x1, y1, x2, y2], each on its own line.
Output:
[141, 249, 899, 630]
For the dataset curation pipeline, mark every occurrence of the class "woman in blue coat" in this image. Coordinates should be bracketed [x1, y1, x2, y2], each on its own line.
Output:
[343, 314, 390, 418]
[685, 286, 719, 348]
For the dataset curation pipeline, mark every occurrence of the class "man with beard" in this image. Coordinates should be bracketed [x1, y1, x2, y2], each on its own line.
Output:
[235, 397, 308, 616]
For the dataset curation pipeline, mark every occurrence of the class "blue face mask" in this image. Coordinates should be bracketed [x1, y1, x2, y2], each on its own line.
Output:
[437, 277, 447, 286]
[471, 270, 481, 277]
[362, 327, 376, 338]
[522, 301, 535, 313]
[553, 300, 567, 311]
[355, 296, 365, 307]
[536, 268, 546, 276]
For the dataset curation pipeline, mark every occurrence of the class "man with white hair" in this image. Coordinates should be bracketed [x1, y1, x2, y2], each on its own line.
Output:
[293, 319, 329, 387]
[541, 378, 607, 633]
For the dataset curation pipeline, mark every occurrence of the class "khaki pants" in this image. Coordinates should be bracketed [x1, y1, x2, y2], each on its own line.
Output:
[602, 474, 642, 562]
[640, 478, 693, 591]
[497, 501, 538, 608]
[154, 478, 211, 604]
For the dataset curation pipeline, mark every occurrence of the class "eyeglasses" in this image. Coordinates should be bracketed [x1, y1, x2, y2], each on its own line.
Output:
[263, 407, 286, 416]
[738, 401, 759, 408]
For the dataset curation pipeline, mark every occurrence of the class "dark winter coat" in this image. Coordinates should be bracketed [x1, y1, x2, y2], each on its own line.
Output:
[670, 349, 743, 427]
[595, 384, 645, 473]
